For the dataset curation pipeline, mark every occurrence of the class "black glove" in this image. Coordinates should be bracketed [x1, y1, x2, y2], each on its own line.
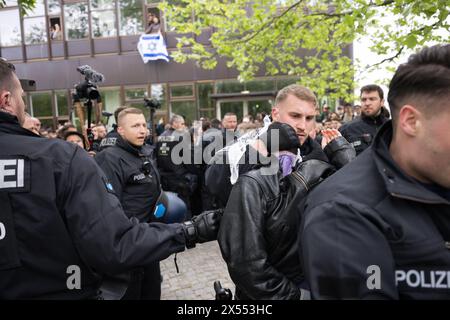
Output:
[182, 209, 223, 249]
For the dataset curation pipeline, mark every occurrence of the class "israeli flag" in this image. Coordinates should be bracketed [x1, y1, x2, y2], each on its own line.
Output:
[137, 32, 170, 63]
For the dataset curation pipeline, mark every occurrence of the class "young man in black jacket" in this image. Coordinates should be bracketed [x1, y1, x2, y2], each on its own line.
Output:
[301, 44, 450, 299]
[0, 60, 220, 299]
[217, 84, 355, 300]
[339, 84, 389, 155]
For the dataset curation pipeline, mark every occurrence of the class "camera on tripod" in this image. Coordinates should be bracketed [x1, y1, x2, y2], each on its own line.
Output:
[144, 97, 162, 110]
[74, 65, 104, 101]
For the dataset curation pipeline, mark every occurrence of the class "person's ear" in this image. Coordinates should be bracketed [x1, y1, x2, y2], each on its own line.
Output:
[0, 91, 10, 106]
[117, 125, 125, 136]
[271, 106, 280, 121]
[398, 105, 421, 137]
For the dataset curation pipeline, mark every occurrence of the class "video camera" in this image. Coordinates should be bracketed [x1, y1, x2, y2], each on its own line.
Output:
[144, 97, 162, 110]
[74, 65, 104, 101]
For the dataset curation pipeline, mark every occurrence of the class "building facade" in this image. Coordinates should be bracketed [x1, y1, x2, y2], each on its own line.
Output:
[0, 0, 351, 129]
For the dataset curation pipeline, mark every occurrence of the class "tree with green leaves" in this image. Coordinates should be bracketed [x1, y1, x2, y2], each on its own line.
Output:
[160, 0, 449, 101]
[1, 0, 36, 15]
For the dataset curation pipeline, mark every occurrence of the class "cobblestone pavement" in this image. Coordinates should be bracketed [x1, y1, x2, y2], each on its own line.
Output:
[160, 241, 235, 300]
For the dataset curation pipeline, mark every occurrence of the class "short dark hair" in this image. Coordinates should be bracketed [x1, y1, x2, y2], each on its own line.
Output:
[360, 84, 384, 100]
[64, 131, 87, 150]
[211, 118, 222, 129]
[0, 59, 16, 91]
[387, 44, 450, 124]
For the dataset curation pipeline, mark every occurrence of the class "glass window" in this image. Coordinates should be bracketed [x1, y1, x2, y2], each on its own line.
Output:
[91, 0, 115, 10]
[24, 17, 47, 44]
[119, 0, 144, 36]
[0, 9, 22, 46]
[31, 92, 53, 117]
[40, 118, 54, 129]
[199, 109, 215, 120]
[171, 100, 196, 126]
[47, 0, 61, 15]
[151, 84, 167, 111]
[170, 84, 193, 98]
[220, 101, 243, 120]
[248, 100, 273, 119]
[3, 0, 18, 6]
[24, 0, 45, 16]
[99, 87, 121, 125]
[49, 17, 63, 41]
[56, 91, 68, 116]
[91, 10, 116, 37]
[216, 81, 245, 94]
[245, 79, 275, 92]
[65, 2, 89, 40]
[91, 0, 116, 38]
[197, 82, 213, 109]
[125, 87, 147, 100]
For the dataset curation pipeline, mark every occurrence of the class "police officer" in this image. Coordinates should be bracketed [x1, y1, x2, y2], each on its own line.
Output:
[0, 59, 220, 299]
[98, 106, 128, 151]
[339, 84, 389, 156]
[95, 107, 166, 299]
[156, 114, 199, 216]
[301, 44, 450, 299]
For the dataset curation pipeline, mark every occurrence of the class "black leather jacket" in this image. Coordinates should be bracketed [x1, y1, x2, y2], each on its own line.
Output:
[218, 136, 355, 300]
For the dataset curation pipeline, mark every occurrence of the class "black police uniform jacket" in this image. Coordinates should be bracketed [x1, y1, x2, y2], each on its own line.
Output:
[218, 137, 355, 300]
[0, 112, 186, 299]
[339, 110, 388, 155]
[95, 136, 160, 223]
[302, 121, 450, 299]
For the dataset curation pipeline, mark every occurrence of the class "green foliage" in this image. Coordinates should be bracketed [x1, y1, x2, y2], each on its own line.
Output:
[0, 0, 37, 16]
[160, 0, 449, 101]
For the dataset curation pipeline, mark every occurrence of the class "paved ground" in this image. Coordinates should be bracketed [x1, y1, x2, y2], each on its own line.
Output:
[160, 241, 235, 300]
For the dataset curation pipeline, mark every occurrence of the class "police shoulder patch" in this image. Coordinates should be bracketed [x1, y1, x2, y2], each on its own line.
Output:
[102, 176, 115, 194]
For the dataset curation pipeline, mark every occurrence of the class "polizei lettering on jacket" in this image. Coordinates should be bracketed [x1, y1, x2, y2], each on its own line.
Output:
[0, 157, 30, 191]
[396, 268, 450, 290]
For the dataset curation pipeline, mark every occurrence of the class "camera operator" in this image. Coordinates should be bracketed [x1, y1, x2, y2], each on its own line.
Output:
[72, 65, 104, 150]
[0, 60, 221, 299]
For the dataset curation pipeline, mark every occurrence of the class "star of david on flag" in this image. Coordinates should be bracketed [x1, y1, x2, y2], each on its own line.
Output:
[137, 32, 170, 63]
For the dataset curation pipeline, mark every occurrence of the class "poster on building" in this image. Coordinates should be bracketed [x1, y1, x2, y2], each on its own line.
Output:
[137, 32, 170, 63]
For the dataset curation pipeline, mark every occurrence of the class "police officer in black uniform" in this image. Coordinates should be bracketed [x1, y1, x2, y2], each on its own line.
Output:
[0, 60, 220, 299]
[339, 84, 389, 156]
[301, 44, 450, 299]
[96, 107, 166, 299]
[156, 114, 199, 216]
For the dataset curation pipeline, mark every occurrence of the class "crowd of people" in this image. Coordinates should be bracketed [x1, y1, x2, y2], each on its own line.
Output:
[0, 44, 449, 300]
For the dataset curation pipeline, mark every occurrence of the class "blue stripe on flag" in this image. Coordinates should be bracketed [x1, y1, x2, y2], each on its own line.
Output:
[142, 36, 160, 40]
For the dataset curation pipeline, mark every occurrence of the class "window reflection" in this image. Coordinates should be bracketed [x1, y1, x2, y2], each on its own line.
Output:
[0, 9, 21, 46]
[65, 2, 89, 40]
[119, 0, 144, 36]
[24, 17, 47, 44]
[91, 10, 116, 38]
[47, 0, 61, 15]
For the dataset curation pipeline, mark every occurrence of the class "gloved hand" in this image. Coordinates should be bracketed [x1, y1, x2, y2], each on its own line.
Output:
[260, 122, 300, 155]
[182, 209, 223, 249]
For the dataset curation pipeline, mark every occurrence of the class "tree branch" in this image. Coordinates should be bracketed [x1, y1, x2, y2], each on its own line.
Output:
[229, 0, 306, 44]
